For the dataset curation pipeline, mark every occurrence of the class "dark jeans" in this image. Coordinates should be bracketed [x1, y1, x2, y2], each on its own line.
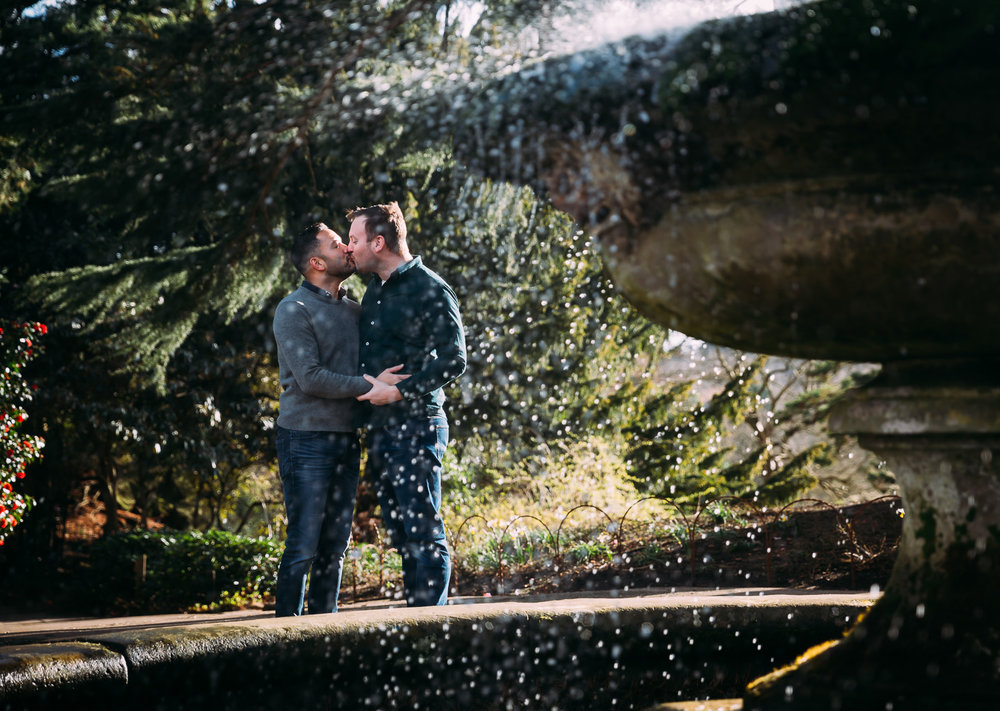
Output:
[275, 427, 360, 616]
[367, 416, 451, 606]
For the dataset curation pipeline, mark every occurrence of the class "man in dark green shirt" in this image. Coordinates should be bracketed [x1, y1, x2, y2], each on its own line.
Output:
[347, 201, 467, 606]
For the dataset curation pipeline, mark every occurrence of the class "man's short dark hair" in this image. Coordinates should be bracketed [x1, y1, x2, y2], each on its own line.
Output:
[289, 222, 327, 276]
[346, 202, 407, 254]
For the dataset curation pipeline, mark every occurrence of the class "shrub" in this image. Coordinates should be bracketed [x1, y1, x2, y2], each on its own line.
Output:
[444, 436, 669, 570]
[83, 528, 281, 613]
[0, 320, 45, 545]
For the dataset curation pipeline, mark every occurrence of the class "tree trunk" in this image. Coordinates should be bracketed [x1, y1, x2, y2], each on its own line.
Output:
[97, 434, 121, 536]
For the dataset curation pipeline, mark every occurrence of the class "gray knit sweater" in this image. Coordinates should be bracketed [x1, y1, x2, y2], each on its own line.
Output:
[273, 282, 370, 432]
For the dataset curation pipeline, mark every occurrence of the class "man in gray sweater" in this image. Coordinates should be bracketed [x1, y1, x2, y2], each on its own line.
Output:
[272, 222, 404, 616]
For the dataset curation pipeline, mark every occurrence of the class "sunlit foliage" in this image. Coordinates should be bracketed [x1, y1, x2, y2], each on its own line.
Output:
[625, 349, 882, 507]
[0, 0, 878, 559]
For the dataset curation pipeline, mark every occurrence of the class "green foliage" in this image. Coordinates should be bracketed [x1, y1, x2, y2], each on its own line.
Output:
[0, 320, 45, 544]
[462, 526, 554, 571]
[349, 541, 403, 577]
[2, 0, 438, 384]
[19, 313, 282, 543]
[624, 352, 876, 508]
[6, 1, 645, 549]
[625, 358, 765, 504]
[24, 246, 286, 388]
[0, 0, 884, 569]
[757, 442, 830, 503]
[84, 528, 281, 613]
[404, 178, 664, 456]
[567, 538, 613, 565]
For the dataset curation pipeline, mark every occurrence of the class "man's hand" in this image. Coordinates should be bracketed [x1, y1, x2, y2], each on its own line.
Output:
[357, 375, 404, 405]
[376, 364, 410, 386]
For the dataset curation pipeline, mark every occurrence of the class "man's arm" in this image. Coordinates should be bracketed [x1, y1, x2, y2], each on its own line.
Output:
[273, 300, 369, 398]
[392, 280, 467, 400]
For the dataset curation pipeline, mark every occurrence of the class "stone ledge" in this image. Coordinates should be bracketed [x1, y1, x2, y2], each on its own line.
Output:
[0, 642, 127, 703]
[0, 589, 872, 710]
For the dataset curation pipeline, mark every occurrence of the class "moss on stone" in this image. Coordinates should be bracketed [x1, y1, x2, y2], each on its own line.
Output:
[914, 507, 937, 559]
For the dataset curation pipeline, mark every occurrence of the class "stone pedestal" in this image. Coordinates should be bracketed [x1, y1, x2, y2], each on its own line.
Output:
[744, 362, 1000, 710]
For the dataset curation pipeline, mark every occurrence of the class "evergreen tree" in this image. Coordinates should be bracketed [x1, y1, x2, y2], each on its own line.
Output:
[2, 0, 440, 385]
[399, 178, 663, 450]
[0, 0, 877, 554]
[625, 347, 880, 508]
[1, 0, 670, 540]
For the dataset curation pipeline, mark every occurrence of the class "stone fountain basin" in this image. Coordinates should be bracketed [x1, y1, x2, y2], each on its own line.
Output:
[605, 179, 1000, 362]
[456, 0, 1000, 361]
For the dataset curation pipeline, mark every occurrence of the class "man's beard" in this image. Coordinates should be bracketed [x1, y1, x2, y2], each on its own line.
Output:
[332, 258, 357, 278]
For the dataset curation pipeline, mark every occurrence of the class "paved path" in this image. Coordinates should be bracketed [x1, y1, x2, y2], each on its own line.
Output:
[0, 586, 875, 645]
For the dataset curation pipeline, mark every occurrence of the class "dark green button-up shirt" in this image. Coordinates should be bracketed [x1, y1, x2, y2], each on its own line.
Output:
[358, 256, 467, 427]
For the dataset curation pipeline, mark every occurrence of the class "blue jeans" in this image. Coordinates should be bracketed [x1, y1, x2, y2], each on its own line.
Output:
[367, 416, 451, 606]
[275, 427, 360, 616]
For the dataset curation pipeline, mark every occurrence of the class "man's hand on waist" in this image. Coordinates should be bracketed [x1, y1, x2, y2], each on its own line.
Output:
[375, 364, 409, 387]
[358, 374, 404, 405]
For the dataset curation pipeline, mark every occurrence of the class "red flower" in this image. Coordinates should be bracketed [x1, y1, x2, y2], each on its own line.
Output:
[23, 339, 31, 348]
[15, 471, 25, 479]
[35, 323, 47, 334]
[2, 483, 11, 492]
